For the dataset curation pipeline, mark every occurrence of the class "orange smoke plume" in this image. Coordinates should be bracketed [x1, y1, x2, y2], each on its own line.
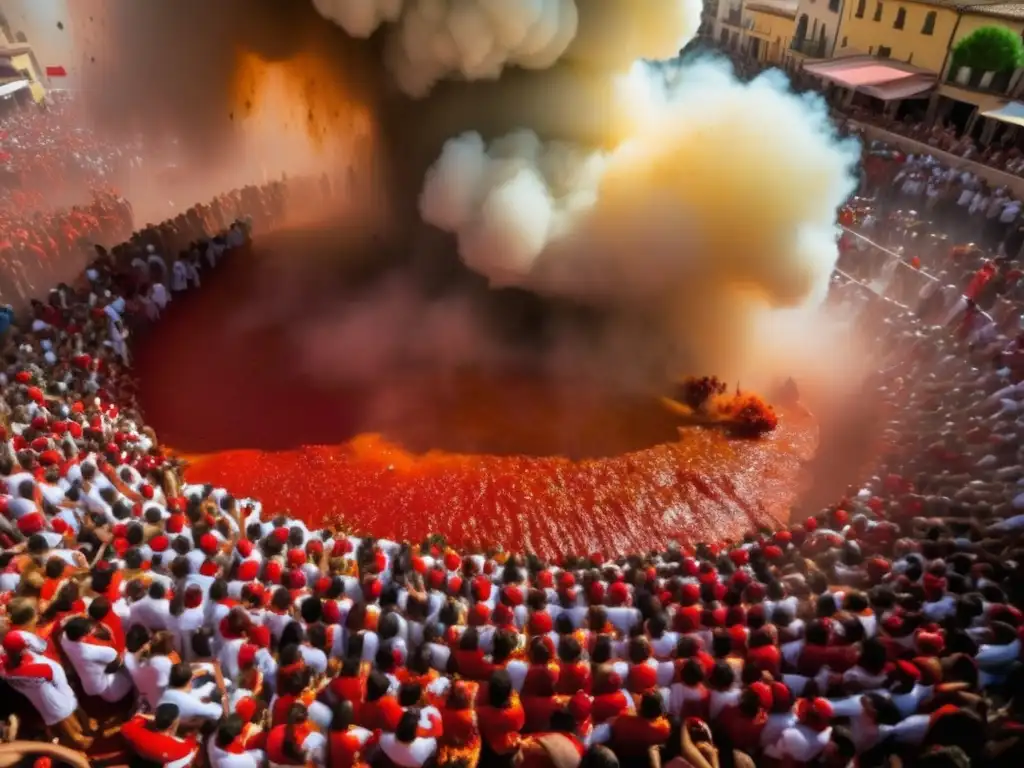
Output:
[229, 47, 375, 169]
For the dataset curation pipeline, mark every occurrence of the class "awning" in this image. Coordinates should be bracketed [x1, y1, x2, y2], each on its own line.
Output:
[860, 75, 936, 101]
[981, 101, 1024, 128]
[803, 55, 936, 100]
[0, 80, 30, 99]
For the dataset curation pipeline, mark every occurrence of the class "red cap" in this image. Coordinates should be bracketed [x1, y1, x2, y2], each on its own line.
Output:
[200, 533, 218, 555]
[149, 534, 169, 553]
[235, 696, 258, 723]
[287, 548, 306, 568]
[17, 513, 45, 536]
[238, 560, 259, 582]
[749, 681, 773, 711]
[237, 643, 258, 668]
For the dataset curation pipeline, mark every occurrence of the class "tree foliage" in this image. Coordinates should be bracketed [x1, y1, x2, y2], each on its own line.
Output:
[951, 25, 1024, 73]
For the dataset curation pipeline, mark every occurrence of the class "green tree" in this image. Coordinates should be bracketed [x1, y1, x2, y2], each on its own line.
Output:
[951, 25, 1024, 72]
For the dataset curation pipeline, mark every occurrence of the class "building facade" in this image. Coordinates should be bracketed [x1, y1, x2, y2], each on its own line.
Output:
[833, 0, 960, 73]
[790, 0, 845, 60]
[745, 3, 800, 66]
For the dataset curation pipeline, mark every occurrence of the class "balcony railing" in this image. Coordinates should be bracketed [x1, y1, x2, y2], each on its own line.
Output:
[790, 37, 827, 58]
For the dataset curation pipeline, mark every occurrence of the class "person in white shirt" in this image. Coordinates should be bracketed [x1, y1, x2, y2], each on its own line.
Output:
[131, 581, 173, 631]
[158, 663, 224, 723]
[0, 632, 94, 749]
[171, 259, 189, 293]
[126, 629, 178, 711]
[60, 616, 133, 703]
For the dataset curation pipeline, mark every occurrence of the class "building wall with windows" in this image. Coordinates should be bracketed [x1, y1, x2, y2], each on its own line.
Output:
[745, 4, 799, 65]
[834, 0, 959, 73]
[791, 0, 845, 59]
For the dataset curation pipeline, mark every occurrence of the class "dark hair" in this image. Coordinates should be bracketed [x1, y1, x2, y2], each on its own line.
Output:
[366, 670, 391, 702]
[395, 709, 420, 744]
[152, 703, 180, 731]
[216, 714, 244, 748]
[169, 663, 192, 688]
[63, 616, 93, 642]
[330, 700, 355, 732]
[488, 669, 513, 708]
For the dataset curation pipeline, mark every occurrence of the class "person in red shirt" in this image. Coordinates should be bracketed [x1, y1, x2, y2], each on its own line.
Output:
[438, 680, 482, 767]
[591, 666, 632, 725]
[452, 626, 494, 682]
[556, 635, 591, 695]
[611, 692, 672, 758]
[477, 669, 526, 767]
[522, 636, 560, 732]
[746, 628, 781, 678]
[716, 683, 771, 757]
[266, 702, 323, 766]
[519, 708, 587, 768]
[325, 699, 375, 768]
[330, 656, 368, 721]
[358, 669, 403, 734]
[121, 704, 199, 768]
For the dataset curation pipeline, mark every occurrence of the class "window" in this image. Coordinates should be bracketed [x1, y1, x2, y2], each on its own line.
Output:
[922, 10, 936, 34]
[855, 0, 866, 17]
[874, 2, 884, 21]
[842, 36, 848, 46]
[829, 0, 840, 10]
[878, 45, 892, 57]
[894, 7, 905, 28]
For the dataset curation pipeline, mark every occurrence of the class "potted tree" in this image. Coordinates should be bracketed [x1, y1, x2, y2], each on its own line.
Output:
[948, 25, 1024, 92]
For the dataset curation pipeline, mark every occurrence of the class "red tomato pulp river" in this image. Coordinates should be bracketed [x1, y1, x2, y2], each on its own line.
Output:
[134, 226, 819, 557]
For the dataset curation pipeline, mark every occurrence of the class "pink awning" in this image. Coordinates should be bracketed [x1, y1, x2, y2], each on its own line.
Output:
[803, 56, 936, 99]
[860, 75, 935, 101]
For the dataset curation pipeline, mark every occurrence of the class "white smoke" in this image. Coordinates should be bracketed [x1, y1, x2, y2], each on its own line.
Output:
[310, 0, 700, 98]
[311, 0, 405, 38]
[418, 60, 860, 379]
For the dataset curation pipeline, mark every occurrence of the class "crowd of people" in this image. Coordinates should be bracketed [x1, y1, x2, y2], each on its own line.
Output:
[2, 66, 1024, 768]
[0, 93, 138, 311]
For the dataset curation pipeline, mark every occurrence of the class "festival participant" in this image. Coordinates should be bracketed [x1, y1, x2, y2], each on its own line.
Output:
[157, 662, 224, 723]
[477, 670, 526, 766]
[121, 703, 200, 768]
[324, 700, 374, 768]
[207, 713, 266, 768]
[608, 693, 672, 758]
[0, 632, 94, 749]
[378, 709, 439, 768]
[265, 702, 326, 767]
[60, 615, 133, 703]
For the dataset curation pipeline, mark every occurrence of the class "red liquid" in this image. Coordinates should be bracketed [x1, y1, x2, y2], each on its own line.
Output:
[134, 227, 817, 557]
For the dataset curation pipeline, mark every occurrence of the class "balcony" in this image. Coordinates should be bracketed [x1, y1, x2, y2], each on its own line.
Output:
[724, 8, 743, 26]
[790, 37, 827, 58]
[944, 66, 1021, 97]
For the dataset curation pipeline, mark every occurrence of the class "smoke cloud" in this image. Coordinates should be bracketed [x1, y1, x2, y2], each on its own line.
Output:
[418, 60, 859, 378]
[84, 0, 861, 387]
